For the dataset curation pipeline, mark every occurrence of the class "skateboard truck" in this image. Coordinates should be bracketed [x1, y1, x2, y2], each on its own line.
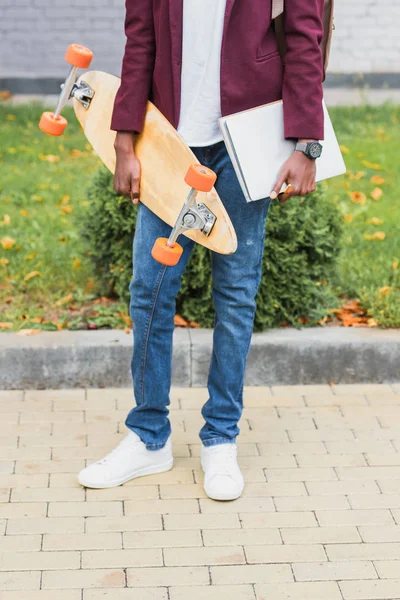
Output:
[151, 164, 218, 267]
[38, 44, 94, 136]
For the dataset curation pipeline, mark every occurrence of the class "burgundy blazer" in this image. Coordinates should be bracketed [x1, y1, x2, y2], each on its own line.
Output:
[111, 0, 324, 140]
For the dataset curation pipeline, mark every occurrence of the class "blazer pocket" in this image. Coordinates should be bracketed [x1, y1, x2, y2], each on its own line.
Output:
[255, 49, 281, 63]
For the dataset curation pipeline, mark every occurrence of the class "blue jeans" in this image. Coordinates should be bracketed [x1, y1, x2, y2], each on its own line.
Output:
[127, 140, 270, 449]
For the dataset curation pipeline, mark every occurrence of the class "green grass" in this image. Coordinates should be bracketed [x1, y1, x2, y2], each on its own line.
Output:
[324, 103, 400, 326]
[0, 103, 128, 331]
[0, 101, 399, 330]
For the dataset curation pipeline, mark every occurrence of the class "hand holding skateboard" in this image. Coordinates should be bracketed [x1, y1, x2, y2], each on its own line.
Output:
[39, 44, 237, 267]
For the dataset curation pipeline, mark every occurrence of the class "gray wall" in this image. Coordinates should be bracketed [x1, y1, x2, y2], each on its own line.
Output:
[0, 0, 399, 82]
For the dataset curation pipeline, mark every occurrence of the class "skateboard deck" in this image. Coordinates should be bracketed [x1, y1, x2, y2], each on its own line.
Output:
[73, 70, 237, 255]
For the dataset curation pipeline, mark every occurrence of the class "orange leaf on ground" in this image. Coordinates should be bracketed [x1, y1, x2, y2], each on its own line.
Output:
[20, 210, 29, 216]
[393, 261, 399, 270]
[118, 312, 132, 327]
[379, 286, 391, 296]
[17, 329, 41, 336]
[334, 299, 373, 328]
[24, 271, 40, 282]
[367, 318, 379, 327]
[340, 145, 350, 154]
[39, 154, 59, 163]
[371, 187, 383, 201]
[31, 318, 43, 324]
[0, 258, 9, 266]
[174, 314, 188, 327]
[1, 237, 16, 250]
[370, 175, 385, 185]
[344, 214, 353, 223]
[361, 160, 383, 170]
[350, 191, 366, 205]
[371, 231, 385, 241]
[0, 90, 12, 101]
[55, 293, 73, 307]
[367, 217, 383, 225]
[0, 322, 12, 329]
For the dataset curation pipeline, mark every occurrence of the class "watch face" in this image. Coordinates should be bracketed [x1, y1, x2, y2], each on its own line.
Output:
[309, 142, 322, 159]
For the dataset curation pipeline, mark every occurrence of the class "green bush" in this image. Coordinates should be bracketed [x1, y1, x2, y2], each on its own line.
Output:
[82, 167, 343, 330]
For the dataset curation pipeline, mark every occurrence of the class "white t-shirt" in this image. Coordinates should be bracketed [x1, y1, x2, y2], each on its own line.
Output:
[177, 0, 226, 147]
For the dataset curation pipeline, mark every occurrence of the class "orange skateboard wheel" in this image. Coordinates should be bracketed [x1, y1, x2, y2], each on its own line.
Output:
[65, 44, 93, 69]
[39, 112, 68, 136]
[151, 237, 183, 266]
[184, 164, 217, 193]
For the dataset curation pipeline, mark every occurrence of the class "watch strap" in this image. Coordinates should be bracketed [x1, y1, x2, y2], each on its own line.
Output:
[295, 141, 308, 154]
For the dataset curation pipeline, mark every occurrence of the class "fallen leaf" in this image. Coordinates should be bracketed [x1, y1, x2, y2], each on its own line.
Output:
[17, 329, 41, 336]
[361, 160, 383, 170]
[174, 314, 189, 327]
[347, 171, 364, 181]
[0, 322, 12, 329]
[20, 209, 29, 216]
[340, 145, 350, 154]
[371, 188, 383, 201]
[32, 194, 44, 203]
[367, 318, 379, 327]
[0, 258, 9, 266]
[379, 286, 391, 296]
[1, 236, 16, 250]
[393, 261, 399, 270]
[72, 258, 81, 269]
[124, 327, 131, 334]
[39, 154, 59, 163]
[24, 253, 37, 261]
[350, 191, 366, 205]
[0, 90, 12, 101]
[367, 217, 383, 225]
[61, 195, 70, 204]
[118, 312, 132, 327]
[370, 175, 385, 185]
[371, 231, 386, 241]
[344, 214, 353, 223]
[24, 271, 40, 281]
[55, 293, 73, 307]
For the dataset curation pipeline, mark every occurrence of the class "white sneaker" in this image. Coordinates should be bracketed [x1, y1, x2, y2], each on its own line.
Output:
[77, 431, 173, 489]
[201, 443, 244, 501]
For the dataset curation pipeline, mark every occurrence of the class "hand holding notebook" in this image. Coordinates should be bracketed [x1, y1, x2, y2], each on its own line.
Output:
[218, 99, 346, 203]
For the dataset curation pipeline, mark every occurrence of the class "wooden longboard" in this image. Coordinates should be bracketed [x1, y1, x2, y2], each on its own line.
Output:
[73, 71, 237, 254]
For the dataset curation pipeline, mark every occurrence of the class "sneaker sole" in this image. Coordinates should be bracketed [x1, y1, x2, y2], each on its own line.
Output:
[78, 457, 174, 489]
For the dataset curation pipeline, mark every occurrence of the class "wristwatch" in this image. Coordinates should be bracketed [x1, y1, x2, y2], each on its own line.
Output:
[295, 141, 323, 160]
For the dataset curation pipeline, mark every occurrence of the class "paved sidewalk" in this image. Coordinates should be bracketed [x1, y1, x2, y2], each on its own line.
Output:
[1, 384, 400, 599]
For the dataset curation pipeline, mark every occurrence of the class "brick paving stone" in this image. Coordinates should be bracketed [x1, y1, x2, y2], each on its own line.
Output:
[1, 383, 400, 596]
[84, 591, 168, 600]
[255, 581, 343, 600]
[293, 560, 377, 581]
[170, 585, 255, 600]
[339, 578, 400, 599]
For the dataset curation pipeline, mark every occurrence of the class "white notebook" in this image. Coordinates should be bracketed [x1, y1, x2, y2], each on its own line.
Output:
[218, 99, 346, 202]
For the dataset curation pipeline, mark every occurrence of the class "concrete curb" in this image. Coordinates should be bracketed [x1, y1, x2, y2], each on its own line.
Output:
[1, 327, 399, 389]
